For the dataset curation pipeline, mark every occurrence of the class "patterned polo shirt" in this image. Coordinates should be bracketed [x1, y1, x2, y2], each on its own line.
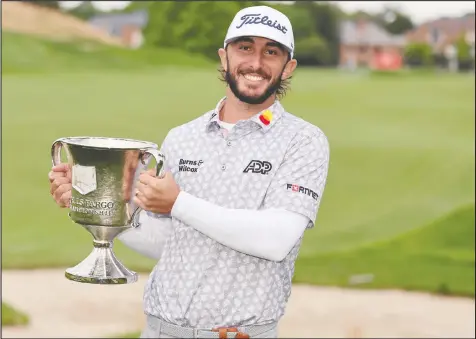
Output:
[143, 97, 330, 329]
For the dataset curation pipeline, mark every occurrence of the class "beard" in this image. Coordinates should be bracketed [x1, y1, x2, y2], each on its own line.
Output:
[224, 59, 284, 105]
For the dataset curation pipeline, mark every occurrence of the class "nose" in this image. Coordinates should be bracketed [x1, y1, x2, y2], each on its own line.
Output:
[248, 53, 263, 71]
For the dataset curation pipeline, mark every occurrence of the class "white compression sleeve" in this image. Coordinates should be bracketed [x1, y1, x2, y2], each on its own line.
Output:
[117, 211, 173, 260]
[171, 191, 309, 262]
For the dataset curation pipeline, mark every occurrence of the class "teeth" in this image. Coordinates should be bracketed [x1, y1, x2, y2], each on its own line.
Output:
[244, 74, 264, 81]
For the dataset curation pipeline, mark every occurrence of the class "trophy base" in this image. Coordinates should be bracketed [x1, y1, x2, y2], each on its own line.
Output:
[65, 241, 138, 285]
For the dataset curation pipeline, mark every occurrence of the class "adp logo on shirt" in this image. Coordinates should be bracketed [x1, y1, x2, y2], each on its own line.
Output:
[243, 160, 272, 175]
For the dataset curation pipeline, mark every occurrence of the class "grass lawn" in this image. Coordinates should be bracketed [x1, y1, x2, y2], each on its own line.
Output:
[295, 203, 475, 296]
[2, 33, 474, 296]
[109, 331, 141, 338]
[2, 302, 29, 326]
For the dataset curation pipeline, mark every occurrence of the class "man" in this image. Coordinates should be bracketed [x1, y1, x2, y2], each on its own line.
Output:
[48, 5, 330, 339]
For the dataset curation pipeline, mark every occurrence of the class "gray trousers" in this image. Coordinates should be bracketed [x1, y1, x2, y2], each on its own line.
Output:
[141, 315, 278, 338]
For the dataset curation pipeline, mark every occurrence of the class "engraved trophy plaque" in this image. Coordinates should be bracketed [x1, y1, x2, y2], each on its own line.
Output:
[51, 137, 165, 284]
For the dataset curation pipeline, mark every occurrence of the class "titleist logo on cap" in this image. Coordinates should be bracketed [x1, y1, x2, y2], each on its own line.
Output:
[236, 14, 288, 34]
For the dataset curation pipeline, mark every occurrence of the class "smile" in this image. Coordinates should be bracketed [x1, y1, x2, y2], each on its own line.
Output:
[242, 73, 265, 82]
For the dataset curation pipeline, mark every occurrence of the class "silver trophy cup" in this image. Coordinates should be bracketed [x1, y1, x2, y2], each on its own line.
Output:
[51, 137, 165, 284]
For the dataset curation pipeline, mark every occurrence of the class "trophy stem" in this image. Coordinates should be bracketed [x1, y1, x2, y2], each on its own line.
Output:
[65, 224, 138, 285]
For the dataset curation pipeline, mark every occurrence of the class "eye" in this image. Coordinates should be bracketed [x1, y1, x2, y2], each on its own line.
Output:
[266, 49, 279, 56]
[239, 45, 252, 51]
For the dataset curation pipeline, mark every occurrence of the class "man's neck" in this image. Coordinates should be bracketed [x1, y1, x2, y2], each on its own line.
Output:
[219, 88, 276, 124]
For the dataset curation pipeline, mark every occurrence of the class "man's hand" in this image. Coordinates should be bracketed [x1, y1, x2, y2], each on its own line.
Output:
[133, 170, 180, 214]
[48, 163, 72, 208]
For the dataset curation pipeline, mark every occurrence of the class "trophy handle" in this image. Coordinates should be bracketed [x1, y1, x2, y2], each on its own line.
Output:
[51, 139, 65, 166]
[129, 148, 166, 228]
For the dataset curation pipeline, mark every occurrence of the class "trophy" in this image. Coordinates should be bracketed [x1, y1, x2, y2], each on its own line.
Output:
[51, 137, 165, 285]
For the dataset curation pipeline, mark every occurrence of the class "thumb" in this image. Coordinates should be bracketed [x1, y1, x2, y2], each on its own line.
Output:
[146, 168, 157, 177]
[52, 163, 70, 172]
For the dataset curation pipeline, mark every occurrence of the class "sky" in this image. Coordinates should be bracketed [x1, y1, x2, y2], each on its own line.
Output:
[59, 1, 475, 24]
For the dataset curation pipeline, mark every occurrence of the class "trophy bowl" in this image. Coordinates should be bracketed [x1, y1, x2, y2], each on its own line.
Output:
[51, 136, 165, 285]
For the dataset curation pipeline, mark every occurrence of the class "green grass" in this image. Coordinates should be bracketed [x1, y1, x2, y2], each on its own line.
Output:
[1, 33, 474, 296]
[2, 302, 29, 326]
[295, 203, 475, 296]
[1, 32, 213, 74]
[110, 331, 141, 338]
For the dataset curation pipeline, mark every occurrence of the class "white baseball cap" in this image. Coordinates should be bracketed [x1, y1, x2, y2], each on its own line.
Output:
[224, 6, 295, 59]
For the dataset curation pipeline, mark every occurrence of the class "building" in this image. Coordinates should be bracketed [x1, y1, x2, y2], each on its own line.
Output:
[339, 20, 407, 70]
[405, 13, 475, 56]
[88, 10, 148, 49]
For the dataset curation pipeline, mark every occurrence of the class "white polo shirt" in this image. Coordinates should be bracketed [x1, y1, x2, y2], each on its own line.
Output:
[143, 97, 330, 328]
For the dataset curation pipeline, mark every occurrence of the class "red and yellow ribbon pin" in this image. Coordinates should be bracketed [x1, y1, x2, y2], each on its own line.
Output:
[259, 109, 273, 126]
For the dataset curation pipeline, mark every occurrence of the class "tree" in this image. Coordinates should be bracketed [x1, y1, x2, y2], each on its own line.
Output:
[383, 12, 414, 35]
[138, 0, 339, 66]
[143, 1, 259, 59]
[291, 2, 340, 65]
[65, 1, 98, 20]
[404, 43, 434, 67]
[275, 3, 330, 65]
[454, 34, 474, 71]
[24, 1, 59, 9]
[376, 7, 414, 35]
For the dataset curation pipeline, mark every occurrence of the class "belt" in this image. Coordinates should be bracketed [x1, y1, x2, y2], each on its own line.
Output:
[146, 314, 278, 338]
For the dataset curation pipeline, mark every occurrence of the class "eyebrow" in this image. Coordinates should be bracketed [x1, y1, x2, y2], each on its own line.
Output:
[232, 37, 286, 53]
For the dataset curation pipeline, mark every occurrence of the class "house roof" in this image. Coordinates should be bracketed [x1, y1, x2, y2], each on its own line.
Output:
[88, 10, 149, 29]
[405, 13, 475, 52]
[340, 20, 406, 47]
[409, 13, 475, 41]
[419, 12, 475, 33]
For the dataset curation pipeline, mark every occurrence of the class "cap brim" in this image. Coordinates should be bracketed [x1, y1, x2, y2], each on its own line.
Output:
[224, 34, 293, 56]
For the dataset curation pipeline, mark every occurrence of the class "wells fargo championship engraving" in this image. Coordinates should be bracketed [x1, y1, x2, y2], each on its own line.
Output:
[70, 197, 116, 216]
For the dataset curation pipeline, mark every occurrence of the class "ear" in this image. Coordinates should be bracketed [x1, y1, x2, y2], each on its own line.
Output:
[218, 48, 228, 72]
[281, 59, 297, 80]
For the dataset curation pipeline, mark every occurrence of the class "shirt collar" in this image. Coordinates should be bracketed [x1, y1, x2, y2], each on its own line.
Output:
[205, 96, 285, 133]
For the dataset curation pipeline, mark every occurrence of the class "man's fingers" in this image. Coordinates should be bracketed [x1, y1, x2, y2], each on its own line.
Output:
[54, 183, 72, 202]
[133, 196, 146, 210]
[135, 181, 147, 195]
[51, 177, 71, 195]
[60, 190, 72, 207]
[49, 170, 65, 182]
[139, 172, 157, 186]
[146, 168, 156, 177]
[48, 171, 56, 182]
[66, 168, 72, 181]
[137, 183, 155, 200]
[49, 164, 71, 182]
[52, 164, 70, 172]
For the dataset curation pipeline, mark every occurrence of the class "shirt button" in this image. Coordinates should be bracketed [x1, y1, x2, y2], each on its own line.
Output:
[227, 141, 232, 146]
[221, 165, 226, 171]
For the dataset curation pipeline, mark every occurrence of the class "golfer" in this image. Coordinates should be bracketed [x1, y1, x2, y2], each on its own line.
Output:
[48, 5, 330, 338]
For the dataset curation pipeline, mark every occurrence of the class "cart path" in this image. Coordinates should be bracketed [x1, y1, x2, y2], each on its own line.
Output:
[2, 269, 475, 338]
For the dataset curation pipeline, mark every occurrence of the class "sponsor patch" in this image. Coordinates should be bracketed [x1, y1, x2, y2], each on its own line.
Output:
[179, 159, 203, 173]
[286, 183, 319, 201]
[243, 160, 272, 175]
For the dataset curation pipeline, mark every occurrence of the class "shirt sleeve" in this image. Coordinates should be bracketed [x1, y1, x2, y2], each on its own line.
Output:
[262, 129, 330, 228]
[171, 192, 309, 262]
[118, 210, 173, 260]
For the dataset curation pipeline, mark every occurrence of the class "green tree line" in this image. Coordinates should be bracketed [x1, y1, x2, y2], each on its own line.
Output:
[38, 0, 472, 69]
[125, 1, 421, 66]
[125, 1, 344, 66]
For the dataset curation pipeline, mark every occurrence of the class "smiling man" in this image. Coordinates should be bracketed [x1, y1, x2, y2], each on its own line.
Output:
[48, 5, 330, 339]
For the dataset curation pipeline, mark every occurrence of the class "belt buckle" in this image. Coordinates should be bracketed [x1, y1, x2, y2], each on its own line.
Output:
[211, 327, 250, 339]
